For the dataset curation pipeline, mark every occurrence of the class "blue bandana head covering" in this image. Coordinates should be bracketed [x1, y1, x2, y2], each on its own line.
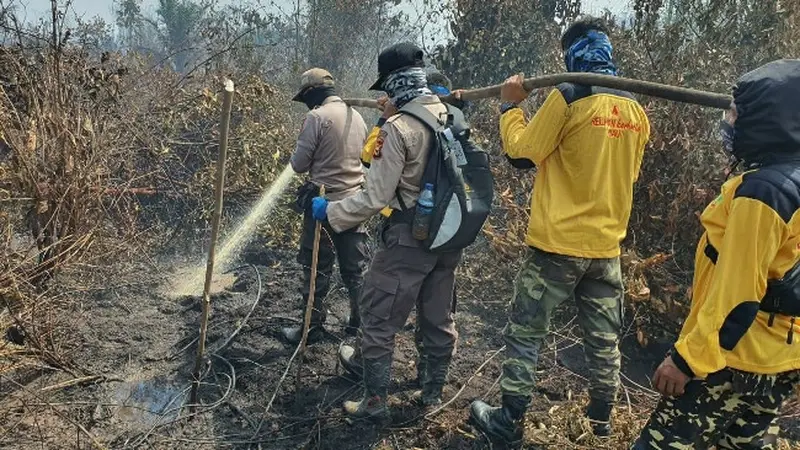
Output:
[429, 84, 451, 96]
[565, 30, 618, 76]
[383, 67, 433, 108]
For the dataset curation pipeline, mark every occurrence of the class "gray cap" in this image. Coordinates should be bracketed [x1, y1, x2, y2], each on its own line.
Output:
[292, 68, 335, 102]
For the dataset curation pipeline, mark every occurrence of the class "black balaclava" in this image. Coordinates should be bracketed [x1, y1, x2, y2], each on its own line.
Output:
[727, 59, 800, 168]
[301, 85, 337, 110]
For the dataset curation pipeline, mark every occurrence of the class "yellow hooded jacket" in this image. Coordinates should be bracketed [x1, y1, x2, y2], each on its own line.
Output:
[361, 118, 392, 218]
[500, 84, 651, 258]
[671, 59, 800, 379]
[671, 167, 800, 378]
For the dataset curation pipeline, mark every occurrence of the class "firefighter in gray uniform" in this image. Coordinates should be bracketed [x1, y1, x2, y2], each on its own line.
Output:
[309, 43, 461, 420]
[283, 68, 369, 345]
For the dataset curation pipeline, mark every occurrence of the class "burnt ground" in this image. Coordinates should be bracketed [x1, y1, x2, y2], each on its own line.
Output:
[1, 233, 799, 449]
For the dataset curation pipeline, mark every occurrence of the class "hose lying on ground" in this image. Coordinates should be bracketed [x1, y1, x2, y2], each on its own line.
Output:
[343, 72, 733, 110]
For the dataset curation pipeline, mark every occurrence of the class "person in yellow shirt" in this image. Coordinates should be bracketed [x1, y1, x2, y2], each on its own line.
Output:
[469, 16, 651, 445]
[631, 59, 800, 450]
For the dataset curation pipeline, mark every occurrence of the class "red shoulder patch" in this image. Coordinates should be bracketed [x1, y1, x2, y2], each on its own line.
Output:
[373, 129, 387, 159]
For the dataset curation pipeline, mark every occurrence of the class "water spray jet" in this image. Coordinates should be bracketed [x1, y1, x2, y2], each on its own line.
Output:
[172, 164, 296, 297]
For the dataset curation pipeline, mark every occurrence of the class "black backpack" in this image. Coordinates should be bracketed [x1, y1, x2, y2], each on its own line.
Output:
[394, 101, 494, 253]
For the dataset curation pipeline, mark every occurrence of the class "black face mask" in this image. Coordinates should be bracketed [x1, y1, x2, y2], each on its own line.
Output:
[719, 119, 735, 155]
[300, 86, 336, 110]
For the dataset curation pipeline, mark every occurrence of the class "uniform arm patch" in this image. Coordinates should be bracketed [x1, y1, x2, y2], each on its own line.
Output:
[373, 129, 387, 160]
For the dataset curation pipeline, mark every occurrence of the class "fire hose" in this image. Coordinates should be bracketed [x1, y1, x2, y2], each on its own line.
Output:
[343, 72, 733, 110]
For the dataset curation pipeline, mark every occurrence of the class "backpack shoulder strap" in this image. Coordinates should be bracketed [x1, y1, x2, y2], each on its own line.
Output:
[390, 102, 446, 213]
[398, 101, 446, 132]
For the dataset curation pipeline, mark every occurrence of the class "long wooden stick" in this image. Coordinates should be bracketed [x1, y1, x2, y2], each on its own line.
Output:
[343, 72, 733, 110]
[190, 79, 235, 407]
[296, 185, 325, 388]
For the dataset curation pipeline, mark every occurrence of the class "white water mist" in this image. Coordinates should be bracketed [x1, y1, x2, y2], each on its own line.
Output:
[173, 164, 296, 296]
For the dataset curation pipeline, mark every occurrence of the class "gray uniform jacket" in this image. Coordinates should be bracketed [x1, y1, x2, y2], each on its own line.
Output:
[327, 95, 447, 233]
[290, 96, 368, 202]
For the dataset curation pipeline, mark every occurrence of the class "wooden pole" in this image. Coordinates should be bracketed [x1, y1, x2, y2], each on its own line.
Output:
[190, 79, 235, 407]
[295, 185, 325, 388]
[343, 71, 733, 110]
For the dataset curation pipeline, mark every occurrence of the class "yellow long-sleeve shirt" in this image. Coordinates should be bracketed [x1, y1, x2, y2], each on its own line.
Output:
[361, 121, 392, 218]
[673, 167, 800, 378]
[500, 84, 651, 258]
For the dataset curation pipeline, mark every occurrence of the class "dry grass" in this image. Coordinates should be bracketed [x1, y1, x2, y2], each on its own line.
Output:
[0, 40, 301, 384]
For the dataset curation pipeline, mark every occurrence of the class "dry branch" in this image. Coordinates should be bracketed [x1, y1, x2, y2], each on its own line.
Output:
[39, 374, 124, 393]
[343, 72, 733, 110]
[424, 346, 505, 419]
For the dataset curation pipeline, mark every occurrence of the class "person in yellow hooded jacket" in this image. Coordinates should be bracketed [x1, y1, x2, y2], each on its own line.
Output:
[469, 16, 651, 445]
[631, 59, 800, 450]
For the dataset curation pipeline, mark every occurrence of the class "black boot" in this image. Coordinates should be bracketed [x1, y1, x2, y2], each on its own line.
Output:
[586, 398, 613, 437]
[344, 283, 361, 336]
[414, 356, 427, 388]
[345, 314, 360, 336]
[281, 325, 325, 345]
[470, 394, 528, 446]
[413, 323, 425, 387]
[412, 354, 450, 407]
[343, 355, 392, 422]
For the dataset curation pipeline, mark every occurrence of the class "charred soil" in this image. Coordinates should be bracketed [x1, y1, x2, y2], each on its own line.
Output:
[2, 235, 799, 450]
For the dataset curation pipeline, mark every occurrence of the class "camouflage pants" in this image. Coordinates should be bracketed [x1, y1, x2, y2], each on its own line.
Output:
[632, 368, 800, 450]
[500, 247, 623, 403]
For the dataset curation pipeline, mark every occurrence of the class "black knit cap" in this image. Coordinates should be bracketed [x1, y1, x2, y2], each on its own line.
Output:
[369, 42, 426, 91]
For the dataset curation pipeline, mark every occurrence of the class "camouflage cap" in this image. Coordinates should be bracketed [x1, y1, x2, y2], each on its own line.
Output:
[292, 68, 335, 102]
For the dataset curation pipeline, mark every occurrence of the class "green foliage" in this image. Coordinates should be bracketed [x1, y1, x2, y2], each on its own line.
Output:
[156, 0, 210, 70]
[430, 0, 582, 88]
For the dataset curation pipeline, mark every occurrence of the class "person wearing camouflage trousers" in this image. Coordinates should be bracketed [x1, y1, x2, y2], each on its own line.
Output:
[633, 369, 799, 449]
[468, 16, 651, 446]
[632, 60, 800, 449]
[500, 249, 624, 409]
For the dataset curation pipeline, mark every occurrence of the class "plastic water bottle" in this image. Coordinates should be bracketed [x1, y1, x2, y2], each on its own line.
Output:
[412, 183, 435, 240]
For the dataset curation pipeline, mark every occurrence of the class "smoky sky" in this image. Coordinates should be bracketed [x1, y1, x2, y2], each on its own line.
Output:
[9, 0, 631, 43]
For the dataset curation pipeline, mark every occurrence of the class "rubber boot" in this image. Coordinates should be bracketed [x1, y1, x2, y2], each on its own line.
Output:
[413, 325, 426, 388]
[338, 343, 363, 378]
[343, 355, 392, 422]
[414, 355, 427, 388]
[281, 325, 325, 345]
[411, 354, 451, 407]
[586, 398, 613, 437]
[469, 394, 529, 447]
[344, 284, 361, 336]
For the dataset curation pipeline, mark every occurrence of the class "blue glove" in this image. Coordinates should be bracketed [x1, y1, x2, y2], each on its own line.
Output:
[311, 196, 328, 221]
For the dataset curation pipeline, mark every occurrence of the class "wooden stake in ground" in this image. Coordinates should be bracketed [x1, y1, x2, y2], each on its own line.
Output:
[190, 79, 235, 407]
[296, 184, 325, 388]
